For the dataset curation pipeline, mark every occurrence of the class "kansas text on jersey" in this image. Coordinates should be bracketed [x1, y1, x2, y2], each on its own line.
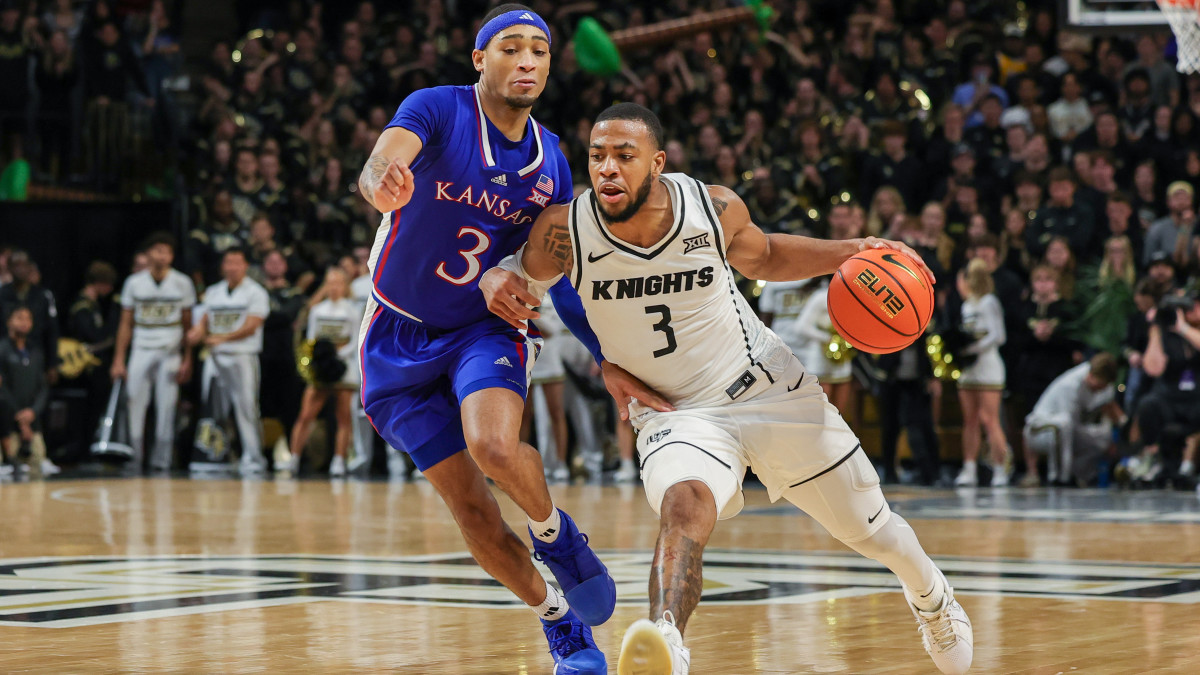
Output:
[368, 84, 571, 330]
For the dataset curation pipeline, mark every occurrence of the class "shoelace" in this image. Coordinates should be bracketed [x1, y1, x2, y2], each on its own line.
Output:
[919, 611, 959, 652]
[546, 620, 585, 657]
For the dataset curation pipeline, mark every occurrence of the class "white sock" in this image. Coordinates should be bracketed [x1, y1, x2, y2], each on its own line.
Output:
[529, 505, 562, 543]
[910, 561, 946, 613]
[1181, 460, 1195, 476]
[532, 579, 569, 621]
[961, 460, 976, 473]
[619, 458, 635, 472]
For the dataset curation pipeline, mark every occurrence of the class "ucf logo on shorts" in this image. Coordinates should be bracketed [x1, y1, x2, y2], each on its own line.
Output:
[853, 269, 905, 318]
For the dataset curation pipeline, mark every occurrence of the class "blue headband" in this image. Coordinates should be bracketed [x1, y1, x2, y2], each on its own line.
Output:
[474, 9, 551, 51]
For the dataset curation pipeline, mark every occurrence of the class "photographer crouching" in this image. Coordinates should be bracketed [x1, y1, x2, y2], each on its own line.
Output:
[1138, 291, 1200, 484]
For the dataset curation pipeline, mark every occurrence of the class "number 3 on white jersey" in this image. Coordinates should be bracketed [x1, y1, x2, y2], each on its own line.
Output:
[436, 226, 491, 285]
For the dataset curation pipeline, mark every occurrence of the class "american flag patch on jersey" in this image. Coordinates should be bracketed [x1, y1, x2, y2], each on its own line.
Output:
[535, 174, 554, 195]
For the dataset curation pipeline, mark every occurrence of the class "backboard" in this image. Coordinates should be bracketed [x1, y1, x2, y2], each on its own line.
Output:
[1062, 0, 1168, 29]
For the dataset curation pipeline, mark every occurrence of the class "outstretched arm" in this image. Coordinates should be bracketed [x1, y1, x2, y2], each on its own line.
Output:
[358, 127, 419, 213]
[712, 185, 935, 283]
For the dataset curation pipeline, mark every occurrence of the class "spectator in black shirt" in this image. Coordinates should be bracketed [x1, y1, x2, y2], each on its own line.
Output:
[1026, 167, 1096, 260]
[965, 94, 1006, 162]
[1013, 262, 1080, 417]
[258, 249, 306, 450]
[0, 251, 60, 380]
[0, 306, 55, 475]
[68, 261, 118, 365]
[83, 21, 150, 105]
[1119, 68, 1155, 143]
[229, 147, 266, 228]
[859, 120, 924, 213]
[68, 261, 118, 438]
[1139, 293, 1200, 478]
[1105, 191, 1144, 264]
[0, 2, 33, 149]
[33, 30, 78, 179]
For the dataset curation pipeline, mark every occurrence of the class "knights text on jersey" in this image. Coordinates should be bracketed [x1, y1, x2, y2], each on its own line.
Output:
[120, 269, 196, 351]
[368, 84, 572, 331]
[203, 278, 269, 354]
[569, 173, 791, 409]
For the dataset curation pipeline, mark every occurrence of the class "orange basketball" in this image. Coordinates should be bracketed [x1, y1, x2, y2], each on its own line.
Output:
[826, 248, 935, 354]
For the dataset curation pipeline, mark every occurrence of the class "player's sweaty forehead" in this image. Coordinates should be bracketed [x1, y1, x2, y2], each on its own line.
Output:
[589, 121, 650, 152]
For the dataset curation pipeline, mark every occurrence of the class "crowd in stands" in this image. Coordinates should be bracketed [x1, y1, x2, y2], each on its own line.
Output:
[2, 0, 1200, 489]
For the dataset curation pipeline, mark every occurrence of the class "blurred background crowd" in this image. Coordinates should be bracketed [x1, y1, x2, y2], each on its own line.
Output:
[1, 0, 1199, 490]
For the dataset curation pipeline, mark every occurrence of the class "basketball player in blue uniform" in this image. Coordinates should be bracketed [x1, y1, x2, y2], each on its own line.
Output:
[356, 6, 668, 673]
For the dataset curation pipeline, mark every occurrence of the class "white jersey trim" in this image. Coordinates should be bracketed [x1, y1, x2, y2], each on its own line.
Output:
[472, 84, 544, 178]
[586, 176, 686, 259]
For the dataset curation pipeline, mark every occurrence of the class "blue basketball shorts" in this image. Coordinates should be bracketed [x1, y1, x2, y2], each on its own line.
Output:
[359, 299, 542, 471]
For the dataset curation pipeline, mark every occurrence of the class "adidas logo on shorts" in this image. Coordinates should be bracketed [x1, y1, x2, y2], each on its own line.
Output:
[494, 356, 513, 367]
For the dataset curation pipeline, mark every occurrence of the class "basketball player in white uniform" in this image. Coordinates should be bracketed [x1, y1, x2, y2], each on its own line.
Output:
[111, 233, 196, 472]
[188, 247, 270, 472]
[482, 104, 973, 675]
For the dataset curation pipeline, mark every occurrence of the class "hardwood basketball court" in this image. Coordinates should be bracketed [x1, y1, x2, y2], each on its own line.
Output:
[1, 478, 1198, 673]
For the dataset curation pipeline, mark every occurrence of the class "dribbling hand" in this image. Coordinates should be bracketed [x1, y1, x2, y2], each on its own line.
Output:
[859, 236, 936, 283]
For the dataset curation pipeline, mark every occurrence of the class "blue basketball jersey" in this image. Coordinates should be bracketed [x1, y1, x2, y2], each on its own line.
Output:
[370, 84, 574, 331]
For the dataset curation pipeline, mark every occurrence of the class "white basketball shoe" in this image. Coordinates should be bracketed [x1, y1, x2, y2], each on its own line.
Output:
[905, 571, 973, 674]
[617, 611, 690, 675]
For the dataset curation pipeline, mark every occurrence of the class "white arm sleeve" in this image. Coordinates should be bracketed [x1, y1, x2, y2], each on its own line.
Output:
[495, 245, 563, 302]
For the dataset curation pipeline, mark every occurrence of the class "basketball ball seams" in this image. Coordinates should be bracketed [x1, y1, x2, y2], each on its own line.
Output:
[828, 304, 896, 352]
[833, 268, 917, 338]
[847, 256, 922, 333]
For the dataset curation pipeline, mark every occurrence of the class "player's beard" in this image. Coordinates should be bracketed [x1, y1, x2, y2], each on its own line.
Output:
[601, 172, 654, 223]
[504, 94, 537, 109]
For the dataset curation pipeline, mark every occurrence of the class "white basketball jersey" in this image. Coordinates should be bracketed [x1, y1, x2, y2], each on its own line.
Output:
[203, 278, 269, 354]
[120, 268, 196, 351]
[759, 279, 815, 353]
[569, 173, 791, 410]
[307, 298, 360, 359]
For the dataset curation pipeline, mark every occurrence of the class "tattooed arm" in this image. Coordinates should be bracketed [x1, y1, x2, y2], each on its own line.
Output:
[358, 127, 422, 213]
[480, 205, 571, 328]
[525, 204, 574, 281]
[711, 184, 935, 282]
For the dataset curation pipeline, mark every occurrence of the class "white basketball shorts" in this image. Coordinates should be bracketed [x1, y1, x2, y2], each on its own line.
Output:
[635, 354, 866, 524]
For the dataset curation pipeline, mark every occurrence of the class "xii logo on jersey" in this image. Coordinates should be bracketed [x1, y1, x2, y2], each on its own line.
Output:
[853, 268, 905, 317]
[683, 234, 710, 254]
[527, 187, 550, 207]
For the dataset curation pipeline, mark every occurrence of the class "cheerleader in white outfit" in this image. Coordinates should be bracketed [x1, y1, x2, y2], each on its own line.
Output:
[791, 278, 854, 413]
[288, 267, 361, 477]
[954, 259, 1012, 487]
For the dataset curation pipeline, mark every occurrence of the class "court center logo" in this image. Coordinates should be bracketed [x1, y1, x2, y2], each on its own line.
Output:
[3, 550, 1200, 628]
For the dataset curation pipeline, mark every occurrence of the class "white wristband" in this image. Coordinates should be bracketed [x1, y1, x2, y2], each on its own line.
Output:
[496, 246, 562, 302]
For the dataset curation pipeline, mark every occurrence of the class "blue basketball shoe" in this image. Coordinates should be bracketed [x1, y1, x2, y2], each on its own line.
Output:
[542, 609, 607, 675]
[530, 509, 617, 626]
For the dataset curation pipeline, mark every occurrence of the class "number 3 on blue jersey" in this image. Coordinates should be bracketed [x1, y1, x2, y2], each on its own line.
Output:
[435, 226, 491, 285]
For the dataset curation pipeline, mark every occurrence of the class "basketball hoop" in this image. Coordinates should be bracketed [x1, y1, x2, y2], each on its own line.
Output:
[1158, 0, 1200, 72]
